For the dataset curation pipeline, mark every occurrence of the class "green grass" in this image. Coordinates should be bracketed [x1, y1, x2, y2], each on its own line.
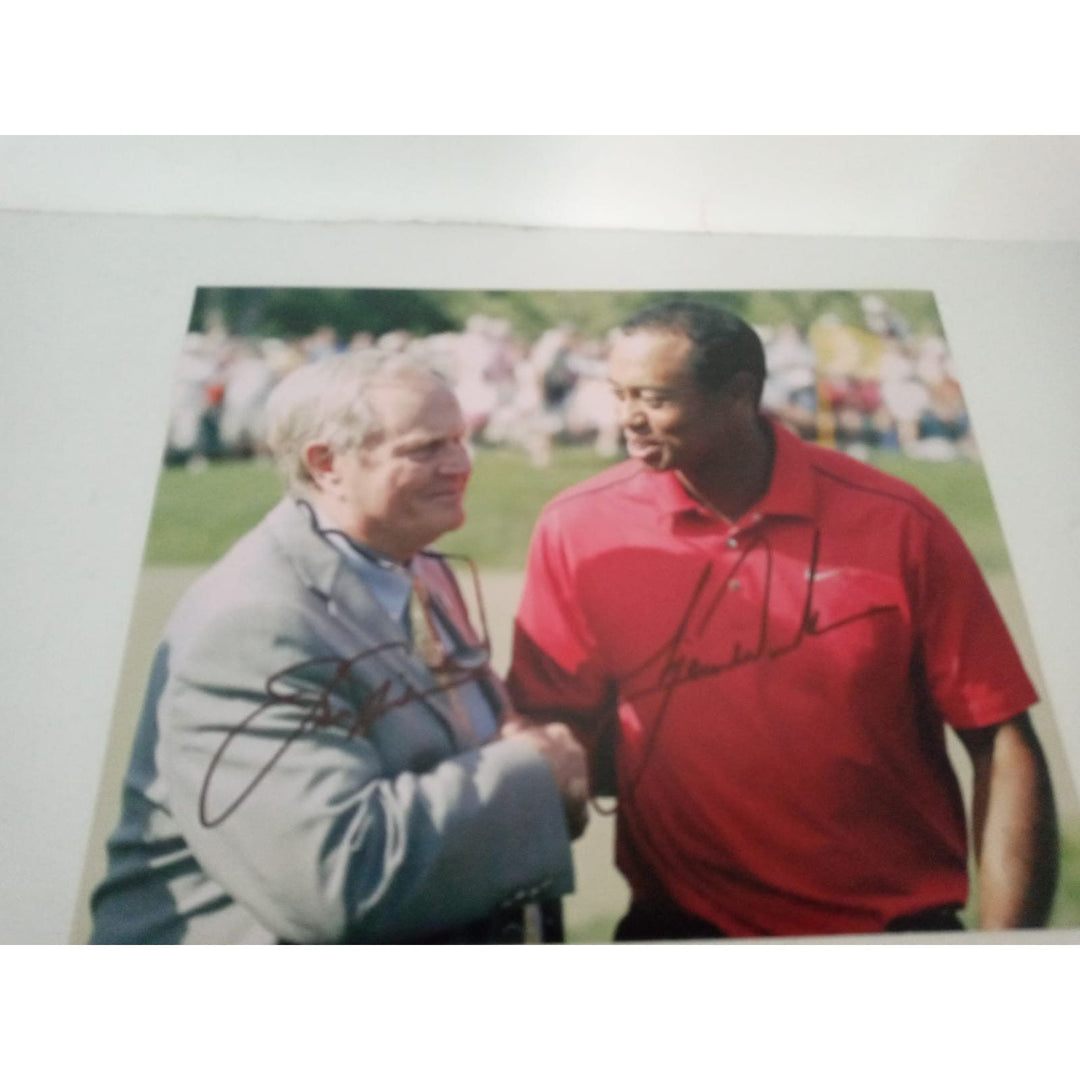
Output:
[145, 457, 284, 564]
[1049, 824, 1080, 928]
[565, 914, 621, 944]
[145, 445, 1013, 576]
[144, 445, 619, 567]
[868, 451, 1012, 575]
[452, 445, 620, 568]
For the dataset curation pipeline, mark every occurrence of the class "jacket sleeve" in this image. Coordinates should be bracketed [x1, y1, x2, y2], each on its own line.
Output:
[158, 600, 575, 944]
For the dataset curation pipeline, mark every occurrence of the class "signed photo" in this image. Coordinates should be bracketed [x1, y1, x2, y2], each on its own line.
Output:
[75, 287, 1080, 943]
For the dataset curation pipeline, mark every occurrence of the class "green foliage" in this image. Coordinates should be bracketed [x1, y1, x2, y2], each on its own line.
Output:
[877, 290, 945, 336]
[431, 290, 657, 340]
[189, 288, 459, 340]
[745, 290, 862, 331]
[186, 287, 945, 346]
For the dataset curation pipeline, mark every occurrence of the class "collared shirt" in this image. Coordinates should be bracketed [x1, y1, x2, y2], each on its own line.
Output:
[509, 419, 1037, 937]
[311, 504, 498, 743]
[318, 515, 414, 624]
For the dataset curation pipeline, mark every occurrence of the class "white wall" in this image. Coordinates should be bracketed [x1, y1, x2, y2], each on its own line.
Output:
[4, 135, 1080, 240]
[2, 207, 1079, 943]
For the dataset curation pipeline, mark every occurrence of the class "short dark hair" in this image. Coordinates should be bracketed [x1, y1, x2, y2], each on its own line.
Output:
[620, 299, 766, 403]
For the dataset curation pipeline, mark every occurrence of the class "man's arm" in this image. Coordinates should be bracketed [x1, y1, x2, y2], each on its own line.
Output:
[161, 602, 577, 944]
[955, 712, 1059, 929]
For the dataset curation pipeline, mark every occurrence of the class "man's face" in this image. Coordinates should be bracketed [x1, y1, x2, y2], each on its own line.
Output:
[316, 375, 472, 561]
[608, 328, 747, 480]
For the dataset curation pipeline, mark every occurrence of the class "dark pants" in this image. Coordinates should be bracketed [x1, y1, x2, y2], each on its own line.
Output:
[614, 900, 964, 942]
[614, 901, 725, 941]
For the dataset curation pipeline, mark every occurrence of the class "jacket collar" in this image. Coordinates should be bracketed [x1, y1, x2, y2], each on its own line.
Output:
[262, 497, 473, 746]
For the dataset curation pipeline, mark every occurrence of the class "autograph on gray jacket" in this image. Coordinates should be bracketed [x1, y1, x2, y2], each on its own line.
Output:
[197, 642, 483, 828]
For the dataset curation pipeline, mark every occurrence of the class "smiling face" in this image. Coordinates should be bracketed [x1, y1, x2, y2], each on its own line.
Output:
[307, 374, 472, 562]
[607, 328, 745, 471]
[607, 326, 772, 519]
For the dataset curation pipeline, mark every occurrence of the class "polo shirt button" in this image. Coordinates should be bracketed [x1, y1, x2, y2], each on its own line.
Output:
[726, 537, 738, 549]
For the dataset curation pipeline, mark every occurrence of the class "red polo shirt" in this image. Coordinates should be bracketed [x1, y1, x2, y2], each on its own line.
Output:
[509, 420, 1037, 937]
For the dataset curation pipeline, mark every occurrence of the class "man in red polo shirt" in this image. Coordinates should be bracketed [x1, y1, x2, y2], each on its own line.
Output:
[508, 299, 1060, 939]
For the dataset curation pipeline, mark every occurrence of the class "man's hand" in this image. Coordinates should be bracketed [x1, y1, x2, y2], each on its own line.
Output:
[502, 716, 589, 839]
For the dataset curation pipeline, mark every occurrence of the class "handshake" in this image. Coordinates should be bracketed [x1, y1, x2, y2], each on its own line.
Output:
[501, 716, 590, 839]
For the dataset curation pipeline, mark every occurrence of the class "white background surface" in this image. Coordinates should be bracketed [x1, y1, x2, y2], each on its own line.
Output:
[4, 135, 1080, 241]
[2, 137, 1079, 953]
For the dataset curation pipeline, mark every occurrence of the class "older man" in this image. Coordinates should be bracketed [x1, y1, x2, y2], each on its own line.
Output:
[91, 353, 585, 944]
[509, 299, 1059, 940]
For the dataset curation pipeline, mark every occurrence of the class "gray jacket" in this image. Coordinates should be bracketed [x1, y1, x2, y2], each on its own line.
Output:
[90, 498, 574, 943]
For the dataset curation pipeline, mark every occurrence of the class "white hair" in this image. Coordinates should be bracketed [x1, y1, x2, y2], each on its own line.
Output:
[265, 350, 448, 495]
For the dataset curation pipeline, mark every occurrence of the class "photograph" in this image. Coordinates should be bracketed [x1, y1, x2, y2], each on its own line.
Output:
[74, 285, 1078, 944]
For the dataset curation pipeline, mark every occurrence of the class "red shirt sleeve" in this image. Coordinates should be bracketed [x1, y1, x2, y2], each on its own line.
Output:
[914, 503, 1038, 730]
[508, 508, 616, 750]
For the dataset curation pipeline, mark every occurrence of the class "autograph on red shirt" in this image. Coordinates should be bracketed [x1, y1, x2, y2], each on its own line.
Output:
[606, 529, 901, 797]
[197, 642, 484, 828]
[624, 529, 899, 703]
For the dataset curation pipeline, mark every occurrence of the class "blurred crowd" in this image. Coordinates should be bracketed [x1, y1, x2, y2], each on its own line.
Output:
[166, 296, 976, 471]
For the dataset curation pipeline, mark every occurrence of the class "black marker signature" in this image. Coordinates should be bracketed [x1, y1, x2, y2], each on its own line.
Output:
[622, 529, 899, 721]
[610, 529, 901, 800]
[198, 642, 483, 828]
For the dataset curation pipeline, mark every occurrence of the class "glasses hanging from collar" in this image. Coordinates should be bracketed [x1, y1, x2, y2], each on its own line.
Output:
[410, 552, 492, 676]
[297, 498, 493, 674]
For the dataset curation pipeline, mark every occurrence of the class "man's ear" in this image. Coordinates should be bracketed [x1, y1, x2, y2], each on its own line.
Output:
[302, 443, 337, 491]
[726, 371, 760, 408]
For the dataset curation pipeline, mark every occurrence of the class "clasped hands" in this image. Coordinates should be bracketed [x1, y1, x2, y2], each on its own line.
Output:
[501, 715, 590, 839]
